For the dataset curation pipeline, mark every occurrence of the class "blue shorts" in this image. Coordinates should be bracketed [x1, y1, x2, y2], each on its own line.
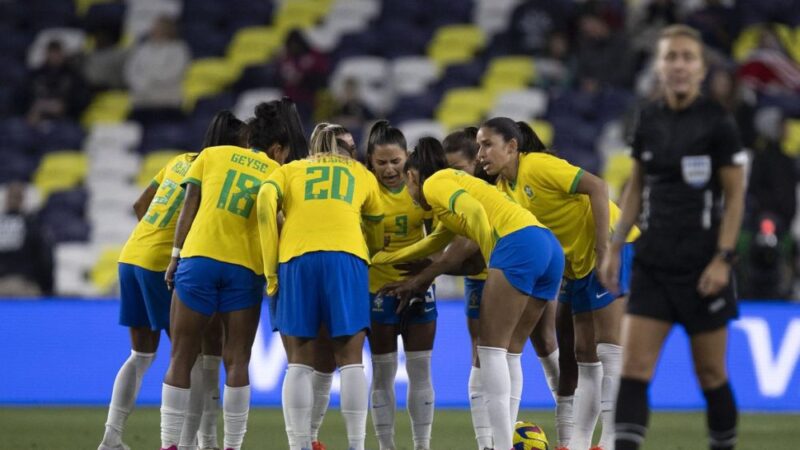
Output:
[118, 263, 171, 330]
[464, 277, 484, 319]
[370, 284, 437, 325]
[174, 256, 265, 316]
[488, 226, 564, 300]
[276, 251, 369, 338]
[560, 243, 635, 314]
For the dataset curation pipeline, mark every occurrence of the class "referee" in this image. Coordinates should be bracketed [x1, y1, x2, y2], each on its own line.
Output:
[600, 25, 745, 450]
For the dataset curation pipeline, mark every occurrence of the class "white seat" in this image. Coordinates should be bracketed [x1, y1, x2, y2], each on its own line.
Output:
[399, 120, 446, 148]
[54, 243, 99, 297]
[391, 57, 439, 96]
[124, 0, 182, 43]
[493, 89, 548, 119]
[325, 11, 370, 35]
[85, 123, 143, 153]
[27, 28, 87, 68]
[91, 212, 138, 245]
[89, 152, 141, 180]
[330, 0, 380, 21]
[331, 56, 392, 114]
[474, 0, 521, 36]
[89, 183, 141, 209]
[233, 88, 283, 121]
[305, 25, 342, 53]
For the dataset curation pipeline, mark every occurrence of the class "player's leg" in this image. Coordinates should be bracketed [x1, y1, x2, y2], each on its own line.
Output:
[690, 327, 737, 450]
[197, 315, 223, 450]
[368, 304, 401, 450]
[100, 264, 160, 450]
[555, 301, 576, 449]
[614, 315, 671, 450]
[310, 324, 336, 448]
[284, 335, 317, 450]
[464, 279, 493, 450]
[333, 331, 369, 450]
[507, 299, 546, 425]
[593, 296, 626, 450]
[402, 316, 436, 450]
[571, 309, 602, 450]
[529, 300, 560, 400]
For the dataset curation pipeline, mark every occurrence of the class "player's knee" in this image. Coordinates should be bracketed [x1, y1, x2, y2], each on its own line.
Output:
[574, 340, 598, 362]
[622, 355, 656, 381]
[694, 362, 727, 389]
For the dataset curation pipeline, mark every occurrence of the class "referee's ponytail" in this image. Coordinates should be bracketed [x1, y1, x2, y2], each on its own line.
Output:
[405, 136, 447, 192]
[482, 117, 552, 155]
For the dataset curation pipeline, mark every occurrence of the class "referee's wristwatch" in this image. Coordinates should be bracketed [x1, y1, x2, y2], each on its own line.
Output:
[716, 248, 737, 265]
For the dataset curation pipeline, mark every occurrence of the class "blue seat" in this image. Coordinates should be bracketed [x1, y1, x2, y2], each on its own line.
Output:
[183, 22, 230, 58]
[192, 92, 237, 121]
[332, 31, 381, 65]
[390, 93, 439, 123]
[182, 0, 227, 27]
[24, 0, 77, 31]
[41, 211, 90, 243]
[433, 61, 486, 93]
[0, 25, 33, 61]
[377, 20, 430, 58]
[0, 151, 37, 183]
[233, 63, 280, 93]
[35, 120, 85, 154]
[224, 0, 274, 29]
[41, 187, 88, 217]
[139, 122, 191, 154]
[84, 2, 126, 33]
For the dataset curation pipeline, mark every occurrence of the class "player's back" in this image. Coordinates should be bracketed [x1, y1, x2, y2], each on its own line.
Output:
[181, 145, 279, 274]
[269, 153, 383, 263]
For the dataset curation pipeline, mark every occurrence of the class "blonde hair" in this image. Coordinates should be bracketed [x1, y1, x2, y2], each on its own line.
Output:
[657, 24, 707, 63]
[310, 122, 352, 156]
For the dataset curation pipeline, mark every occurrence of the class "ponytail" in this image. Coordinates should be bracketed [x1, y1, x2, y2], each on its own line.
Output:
[482, 117, 553, 154]
[366, 120, 407, 169]
[197, 110, 246, 160]
[405, 136, 447, 190]
[247, 100, 290, 158]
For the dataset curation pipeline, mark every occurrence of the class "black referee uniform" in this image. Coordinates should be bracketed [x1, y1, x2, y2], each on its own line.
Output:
[627, 95, 743, 334]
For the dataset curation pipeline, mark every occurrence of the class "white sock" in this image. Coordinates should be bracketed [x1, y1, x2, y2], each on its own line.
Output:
[506, 352, 523, 425]
[179, 356, 203, 450]
[477, 346, 512, 450]
[198, 355, 221, 449]
[222, 385, 250, 450]
[370, 352, 397, 450]
[468, 367, 493, 450]
[101, 350, 154, 447]
[538, 349, 560, 401]
[284, 364, 314, 450]
[310, 371, 334, 441]
[572, 361, 603, 450]
[597, 343, 622, 450]
[406, 350, 434, 450]
[161, 384, 191, 448]
[340, 364, 368, 450]
[555, 395, 574, 448]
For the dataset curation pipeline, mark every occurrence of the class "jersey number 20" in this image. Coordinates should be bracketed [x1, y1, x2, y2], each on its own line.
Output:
[304, 166, 355, 204]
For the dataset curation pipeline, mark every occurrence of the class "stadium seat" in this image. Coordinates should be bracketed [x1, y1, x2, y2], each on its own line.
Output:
[89, 245, 124, 293]
[329, 0, 381, 23]
[137, 150, 182, 187]
[603, 151, 633, 201]
[490, 88, 548, 120]
[331, 56, 393, 114]
[273, 0, 331, 35]
[81, 91, 131, 128]
[305, 25, 343, 52]
[530, 119, 554, 148]
[182, 22, 230, 59]
[89, 150, 140, 182]
[233, 63, 280, 93]
[436, 107, 483, 131]
[85, 123, 143, 153]
[123, 0, 182, 43]
[33, 151, 88, 198]
[390, 93, 440, 123]
[35, 120, 86, 154]
[183, 58, 243, 110]
[391, 57, 440, 96]
[437, 88, 495, 117]
[91, 206, 137, 243]
[473, 0, 519, 36]
[227, 26, 282, 69]
[483, 56, 536, 87]
[783, 119, 800, 157]
[75, 0, 117, 16]
[55, 243, 99, 296]
[428, 25, 485, 68]
[27, 28, 86, 68]
[233, 88, 282, 120]
[399, 119, 446, 148]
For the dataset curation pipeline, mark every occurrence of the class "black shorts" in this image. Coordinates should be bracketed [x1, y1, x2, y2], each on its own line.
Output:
[627, 261, 738, 335]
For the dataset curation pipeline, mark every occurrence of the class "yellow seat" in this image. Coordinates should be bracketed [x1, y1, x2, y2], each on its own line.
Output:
[482, 77, 529, 96]
[438, 88, 496, 115]
[274, 0, 330, 35]
[34, 151, 88, 198]
[428, 25, 485, 68]
[782, 119, 800, 157]
[733, 23, 797, 62]
[81, 91, 131, 128]
[74, 0, 114, 16]
[603, 152, 634, 201]
[436, 107, 484, 131]
[137, 150, 183, 187]
[485, 56, 536, 84]
[529, 120, 554, 148]
[428, 46, 478, 67]
[227, 26, 283, 68]
[182, 58, 242, 110]
[90, 245, 124, 293]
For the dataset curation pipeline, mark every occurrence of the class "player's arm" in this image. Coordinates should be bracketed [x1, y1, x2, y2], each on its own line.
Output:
[165, 183, 200, 289]
[361, 171, 386, 256]
[575, 171, 611, 266]
[600, 160, 643, 292]
[448, 190, 494, 265]
[257, 180, 282, 296]
[132, 182, 158, 220]
[372, 222, 454, 265]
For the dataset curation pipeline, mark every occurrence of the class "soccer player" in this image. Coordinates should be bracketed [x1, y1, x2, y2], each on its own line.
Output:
[477, 118, 638, 450]
[373, 137, 564, 450]
[159, 100, 292, 450]
[98, 111, 245, 450]
[257, 127, 384, 450]
[364, 120, 436, 450]
[600, 25, 744, 450]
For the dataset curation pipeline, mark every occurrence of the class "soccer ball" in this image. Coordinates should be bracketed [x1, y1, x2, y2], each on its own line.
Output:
[512, 421, 549, 450]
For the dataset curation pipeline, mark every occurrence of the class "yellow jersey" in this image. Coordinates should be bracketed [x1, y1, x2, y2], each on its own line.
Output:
[258, 153, 384, 295]
[496, 152, 639, 279]
[373, 169, 544, 266]
[369, 183, 432, 293]
[119, 152, 196, 271]
[180, 145, 279, 274]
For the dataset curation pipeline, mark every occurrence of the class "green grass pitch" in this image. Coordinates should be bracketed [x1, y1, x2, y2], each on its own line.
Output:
[1, 407, 797, 449]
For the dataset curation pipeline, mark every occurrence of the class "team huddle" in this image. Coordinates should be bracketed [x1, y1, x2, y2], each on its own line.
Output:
[98, 25, 744, 450]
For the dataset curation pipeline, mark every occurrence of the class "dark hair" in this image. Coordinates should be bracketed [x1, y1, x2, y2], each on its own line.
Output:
[481, 117, 551, 154]
[277, 97, 308, 162]
[443, 126, 479, 159]
[247, 100, 290, 157]
[405, 137, 448, 191]
[201, 110, 246, 151]
[366, 120, 407, 169]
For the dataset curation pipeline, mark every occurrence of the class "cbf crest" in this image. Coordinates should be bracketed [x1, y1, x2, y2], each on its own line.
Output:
[524, 185, 534, 198]
[372, 295, 384, 311]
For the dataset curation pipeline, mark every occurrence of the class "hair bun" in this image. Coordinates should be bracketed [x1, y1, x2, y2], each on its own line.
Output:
[254, 101, 281, 121]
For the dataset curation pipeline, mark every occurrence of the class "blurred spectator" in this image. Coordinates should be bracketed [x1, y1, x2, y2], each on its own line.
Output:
[20, 40, 89, 126]
[685, 0, 740, 55]
[277, 29, 329, 123]
[534, 31, 576, 92]
[709, 68, 757, 148]
[748, 119, 798, 235]
[506, 0, 575, 56]
[628, 0, 678, 68]
[83, 29, 127, 90]
[737, 26, 800, 96]
[125, 16, 190, 124]
[332, 78, 373, 134]
[0, 183, 53, 296]
[575, 11, 634, 88]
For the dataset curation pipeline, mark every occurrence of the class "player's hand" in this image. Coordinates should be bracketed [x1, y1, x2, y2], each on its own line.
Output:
[598, 250, 620, 294]
[698, 257, 730, 297]
[165, 257, 178, 290]
[398, 295, 426, 334]
[394, 258, 433, 277]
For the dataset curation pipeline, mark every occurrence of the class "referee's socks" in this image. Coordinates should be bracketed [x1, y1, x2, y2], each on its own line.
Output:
[614, 377, 649, 450]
